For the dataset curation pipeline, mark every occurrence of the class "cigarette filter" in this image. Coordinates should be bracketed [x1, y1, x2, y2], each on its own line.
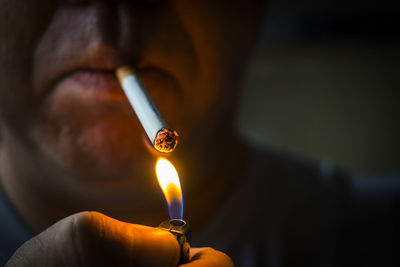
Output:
[116, 66, 178, 153]
[158, 219, 191, 264]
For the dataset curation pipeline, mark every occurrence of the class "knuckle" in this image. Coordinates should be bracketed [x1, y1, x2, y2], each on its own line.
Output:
[66, 211, 106, 265]
[71, 211, 101, 227]
[70, 211, 104, 237]
[70, 211, 107, 244]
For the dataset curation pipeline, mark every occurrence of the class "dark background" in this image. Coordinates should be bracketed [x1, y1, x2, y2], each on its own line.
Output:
[238, 0, 400, 174]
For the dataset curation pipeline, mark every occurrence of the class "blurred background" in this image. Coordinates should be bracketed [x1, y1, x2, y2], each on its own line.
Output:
[238, 0, 399, 175]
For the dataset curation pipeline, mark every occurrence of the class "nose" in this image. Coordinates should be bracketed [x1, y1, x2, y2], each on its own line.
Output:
[33, 0, 166, 93]
[63, 0, 162, 62]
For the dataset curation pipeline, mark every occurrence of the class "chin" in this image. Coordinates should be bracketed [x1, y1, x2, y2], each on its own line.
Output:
[32, 113, 155, 181]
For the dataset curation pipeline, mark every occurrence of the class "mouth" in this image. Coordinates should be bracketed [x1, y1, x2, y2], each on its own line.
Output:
[52, 65, 181, 105]
[36, 43, 126, 97]
[54, 69, 127, 103]
[35, 39, 182, 123]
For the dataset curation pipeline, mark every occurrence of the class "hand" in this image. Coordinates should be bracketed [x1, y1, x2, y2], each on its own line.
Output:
[5, 212, 235, 267]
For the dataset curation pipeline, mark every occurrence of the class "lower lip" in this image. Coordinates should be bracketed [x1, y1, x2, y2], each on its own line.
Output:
[55, 70, 128, 102]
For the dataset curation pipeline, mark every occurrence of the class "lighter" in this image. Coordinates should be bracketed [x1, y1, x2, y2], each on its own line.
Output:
[158, 219, 191, 264]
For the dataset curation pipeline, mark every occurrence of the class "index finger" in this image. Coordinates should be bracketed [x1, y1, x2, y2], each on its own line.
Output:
[7, 212, 180, 267]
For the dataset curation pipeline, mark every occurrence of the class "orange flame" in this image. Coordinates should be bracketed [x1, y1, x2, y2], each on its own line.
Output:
[155, 157, 183, 219]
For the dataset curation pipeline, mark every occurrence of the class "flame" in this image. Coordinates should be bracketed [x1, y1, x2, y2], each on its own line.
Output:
[155, 157, 183, 219]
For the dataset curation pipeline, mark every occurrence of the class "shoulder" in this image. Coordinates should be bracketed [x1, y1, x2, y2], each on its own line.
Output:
[245, 145, 350, 201]
[244, 144, 399, 266]
[242, 145, 352, 265]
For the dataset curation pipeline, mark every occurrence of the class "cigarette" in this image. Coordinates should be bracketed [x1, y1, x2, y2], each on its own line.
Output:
[158, 219, 191, 264]
[116, 66, 178, 153]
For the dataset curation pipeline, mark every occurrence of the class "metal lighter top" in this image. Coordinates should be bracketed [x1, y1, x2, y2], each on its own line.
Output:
[158, 219, 191, 264]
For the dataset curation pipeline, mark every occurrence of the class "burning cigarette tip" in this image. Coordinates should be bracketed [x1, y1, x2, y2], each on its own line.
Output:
[154, 128, 178, 153]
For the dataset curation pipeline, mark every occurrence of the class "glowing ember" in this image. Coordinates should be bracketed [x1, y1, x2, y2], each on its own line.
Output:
[154, 128, 178, 153]
[155, 158, 183, 219]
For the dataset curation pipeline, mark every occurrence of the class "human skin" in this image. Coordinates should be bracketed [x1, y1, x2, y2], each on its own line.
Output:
[5, 212, 235, 267]
[0, 0, 263, 265]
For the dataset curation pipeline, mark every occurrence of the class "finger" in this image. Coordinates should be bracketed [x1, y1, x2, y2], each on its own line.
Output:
[179, 247, 235, 267]
[6, 211, 180, 267]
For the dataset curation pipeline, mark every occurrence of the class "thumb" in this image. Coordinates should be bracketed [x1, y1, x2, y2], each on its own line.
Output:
[6, 211, 180, 267]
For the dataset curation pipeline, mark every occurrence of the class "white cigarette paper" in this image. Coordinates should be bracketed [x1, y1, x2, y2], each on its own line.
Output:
[116, 66, 178, 153]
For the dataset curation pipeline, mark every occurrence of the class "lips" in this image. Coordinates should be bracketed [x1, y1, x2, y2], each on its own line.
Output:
[35, 40, 173, 106]
[34, 43, 128, 96]
[55, 69, 127, 102]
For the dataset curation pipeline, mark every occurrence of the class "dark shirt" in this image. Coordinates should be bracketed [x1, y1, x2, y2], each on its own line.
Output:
[193, 147, 399, 267]
[0, 147, 399, 266]
[0, 186, 31, 265]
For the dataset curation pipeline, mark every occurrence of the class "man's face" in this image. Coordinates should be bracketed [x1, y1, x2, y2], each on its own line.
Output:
[0, 0, 262, 214]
